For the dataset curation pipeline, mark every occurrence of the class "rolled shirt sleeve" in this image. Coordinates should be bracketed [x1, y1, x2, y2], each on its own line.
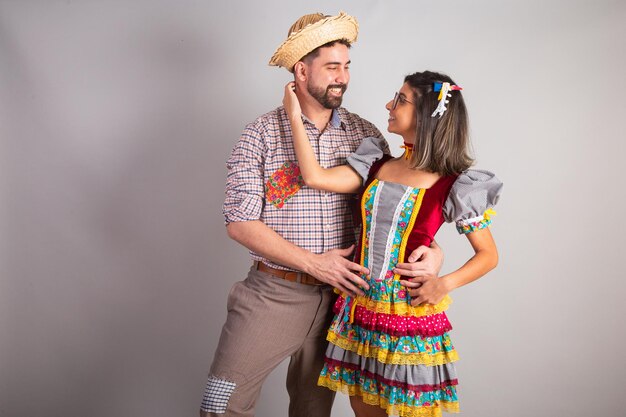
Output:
[223, 122, 267, 224]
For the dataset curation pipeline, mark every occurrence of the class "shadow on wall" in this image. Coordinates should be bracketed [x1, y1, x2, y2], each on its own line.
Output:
[0, 15, 241, 416]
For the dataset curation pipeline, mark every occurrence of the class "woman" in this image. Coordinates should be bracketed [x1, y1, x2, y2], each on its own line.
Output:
[283, 70, 502, 417]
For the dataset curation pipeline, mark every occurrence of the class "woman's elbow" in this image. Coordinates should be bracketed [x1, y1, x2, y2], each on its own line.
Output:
[302, 175, 325, 190]
[487, 249, 499, 272]
[476, 247, 498, 273]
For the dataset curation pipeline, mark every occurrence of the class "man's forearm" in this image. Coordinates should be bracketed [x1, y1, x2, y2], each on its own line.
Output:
[226, 220, 315, 272]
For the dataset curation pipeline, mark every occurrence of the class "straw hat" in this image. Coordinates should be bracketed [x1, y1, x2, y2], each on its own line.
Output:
[268, 11, 359, 72]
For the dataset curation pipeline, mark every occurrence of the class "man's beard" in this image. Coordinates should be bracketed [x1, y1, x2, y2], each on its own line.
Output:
[307, 82, 347, 109]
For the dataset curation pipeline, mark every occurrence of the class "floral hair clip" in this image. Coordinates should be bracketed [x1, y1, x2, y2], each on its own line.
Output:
[431, 82, 463, 118]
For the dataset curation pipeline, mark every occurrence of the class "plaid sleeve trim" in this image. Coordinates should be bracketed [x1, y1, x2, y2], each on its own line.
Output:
[200, 375, 237, 414]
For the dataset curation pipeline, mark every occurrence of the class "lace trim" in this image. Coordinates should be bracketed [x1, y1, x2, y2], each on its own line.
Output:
[326, 332, 459, 366]
[318, 377, 460, 417]
[345, 294, 452, 317]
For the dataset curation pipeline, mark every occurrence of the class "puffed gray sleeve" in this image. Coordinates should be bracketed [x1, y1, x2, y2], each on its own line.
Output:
[443, 169, 503, 234]
[346, 136, 388, 184]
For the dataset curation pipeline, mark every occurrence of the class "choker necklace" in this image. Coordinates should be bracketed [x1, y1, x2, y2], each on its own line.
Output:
[400, 142, 414, 160]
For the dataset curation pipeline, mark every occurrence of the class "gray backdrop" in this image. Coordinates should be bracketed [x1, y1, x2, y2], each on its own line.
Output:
[1, 1, 625, 416]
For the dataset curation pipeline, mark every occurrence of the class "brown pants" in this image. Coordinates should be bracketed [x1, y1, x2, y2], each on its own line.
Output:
[200, 267, 336, 417]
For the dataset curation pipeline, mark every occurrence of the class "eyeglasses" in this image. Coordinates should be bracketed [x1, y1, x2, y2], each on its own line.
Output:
[391, 92, 415, 110]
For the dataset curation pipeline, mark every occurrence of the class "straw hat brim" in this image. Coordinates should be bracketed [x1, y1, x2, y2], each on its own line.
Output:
[269, 12, 359, 72]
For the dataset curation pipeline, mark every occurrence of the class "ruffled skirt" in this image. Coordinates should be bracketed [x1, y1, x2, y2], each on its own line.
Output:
[318, 278, 459, 417]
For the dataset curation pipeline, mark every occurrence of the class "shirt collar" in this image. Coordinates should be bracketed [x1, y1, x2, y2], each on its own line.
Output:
[301, 108, 345, 130]
[329, 108, 343, 128]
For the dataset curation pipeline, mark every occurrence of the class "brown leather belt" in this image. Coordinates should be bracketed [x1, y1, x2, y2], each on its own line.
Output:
[254, 261, 325, 286]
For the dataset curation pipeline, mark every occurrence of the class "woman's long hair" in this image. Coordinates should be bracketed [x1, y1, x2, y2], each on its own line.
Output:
[405, 71, 474, 175]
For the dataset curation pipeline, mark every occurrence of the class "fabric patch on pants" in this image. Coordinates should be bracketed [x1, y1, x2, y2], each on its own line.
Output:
[201, 375, 237, 413]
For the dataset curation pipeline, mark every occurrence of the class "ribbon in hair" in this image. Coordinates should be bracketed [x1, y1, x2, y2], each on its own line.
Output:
[431, 82, 463, 118]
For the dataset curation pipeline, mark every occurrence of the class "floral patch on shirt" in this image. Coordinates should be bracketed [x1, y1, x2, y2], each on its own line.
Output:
[265, 161, 304, 209]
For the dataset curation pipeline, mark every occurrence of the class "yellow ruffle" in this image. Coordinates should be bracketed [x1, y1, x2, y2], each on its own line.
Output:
[359, 180, 378, 266]
[318, 376, 460, 416]
[327, 331, 459, 366]
[349, 294, 453, 317]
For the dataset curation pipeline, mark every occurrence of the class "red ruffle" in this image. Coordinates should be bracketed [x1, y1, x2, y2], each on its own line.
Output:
[333, 296, 452, 337]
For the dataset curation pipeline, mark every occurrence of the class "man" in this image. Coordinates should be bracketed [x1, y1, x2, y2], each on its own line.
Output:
[200, 12, 443, 417]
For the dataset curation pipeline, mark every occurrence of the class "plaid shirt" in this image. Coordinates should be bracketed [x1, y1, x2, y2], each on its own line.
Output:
[223, 106, 387, 271]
